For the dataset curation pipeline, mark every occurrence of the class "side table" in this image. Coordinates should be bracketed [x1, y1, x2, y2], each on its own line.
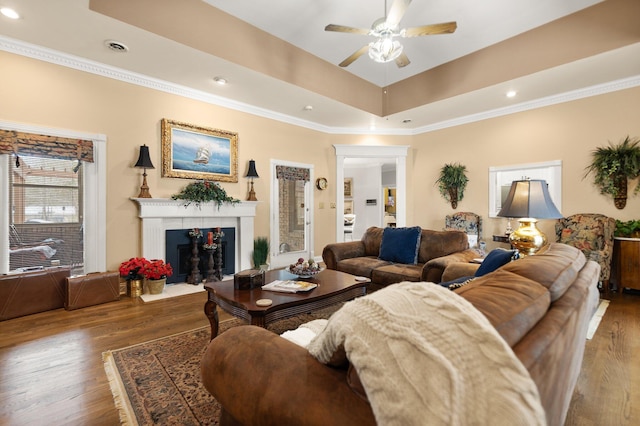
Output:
[611, 237, 640, 291]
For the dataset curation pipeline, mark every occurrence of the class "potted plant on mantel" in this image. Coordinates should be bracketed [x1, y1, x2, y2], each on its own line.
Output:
[435, 163, 469, 209]
[584, 136, 640, 209]
[171, 180, 240, 209]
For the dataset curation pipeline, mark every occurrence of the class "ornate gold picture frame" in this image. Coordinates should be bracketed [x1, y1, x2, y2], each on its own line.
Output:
[161, 119, 238, 182]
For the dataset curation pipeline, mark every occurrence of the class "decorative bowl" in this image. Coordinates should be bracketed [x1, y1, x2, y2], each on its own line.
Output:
[286, 266, 323, 278]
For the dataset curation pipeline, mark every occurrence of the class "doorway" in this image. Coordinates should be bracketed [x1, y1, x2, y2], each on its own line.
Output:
[269, 160, 314, 268]
[334, 145, 408, 242]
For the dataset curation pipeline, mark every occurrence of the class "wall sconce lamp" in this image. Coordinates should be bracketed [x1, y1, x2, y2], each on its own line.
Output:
[245, 159, 259, 201]
[497, 179, 562, 256]
[134, 144, 155, 198]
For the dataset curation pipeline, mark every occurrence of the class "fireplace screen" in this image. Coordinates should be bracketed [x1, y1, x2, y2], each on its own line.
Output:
[165, 227, 235, 284]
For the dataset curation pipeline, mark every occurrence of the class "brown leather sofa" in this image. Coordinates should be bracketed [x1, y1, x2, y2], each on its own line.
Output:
[201, 244, 600, 426]
[322, 226, 477, 287]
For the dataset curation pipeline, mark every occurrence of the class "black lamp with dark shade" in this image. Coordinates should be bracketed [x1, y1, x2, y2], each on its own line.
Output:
[245, 159, 259, 201]
[134, 144, 155, 198]
[497, 179, 562, 256]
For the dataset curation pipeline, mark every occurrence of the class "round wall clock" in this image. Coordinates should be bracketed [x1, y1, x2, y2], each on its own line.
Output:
[315, 177, 328, 190]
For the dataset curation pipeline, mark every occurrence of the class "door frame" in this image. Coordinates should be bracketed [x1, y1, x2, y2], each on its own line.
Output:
[269, 159, 315, 268]
[334, 145, 408, 241]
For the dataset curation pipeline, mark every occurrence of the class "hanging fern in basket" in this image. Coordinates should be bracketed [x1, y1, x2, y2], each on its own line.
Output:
[435, 163, 469, 209]
[171, 180, 240, 209]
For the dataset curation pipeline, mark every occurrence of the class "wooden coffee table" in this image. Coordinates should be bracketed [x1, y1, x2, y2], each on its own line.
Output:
[204, 269, 368, 339]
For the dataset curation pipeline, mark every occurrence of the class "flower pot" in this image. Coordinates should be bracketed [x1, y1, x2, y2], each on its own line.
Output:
[128, 279, 143, 297]
[146, 278, 166, 295]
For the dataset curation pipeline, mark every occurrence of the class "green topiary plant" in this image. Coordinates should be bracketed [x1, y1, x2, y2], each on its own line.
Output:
[171, 180, 240, 209]
[435, 163, 469, 209]
[252, 237, 269, 269]
[584, 136, 640, 209]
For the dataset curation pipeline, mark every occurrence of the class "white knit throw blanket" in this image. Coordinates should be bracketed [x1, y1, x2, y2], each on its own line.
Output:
[307, 281, 547, 426]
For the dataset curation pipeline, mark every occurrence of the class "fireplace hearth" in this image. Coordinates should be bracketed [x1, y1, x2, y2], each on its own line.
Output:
[165, 227, 235, 284]
[132, 198, 258, 274]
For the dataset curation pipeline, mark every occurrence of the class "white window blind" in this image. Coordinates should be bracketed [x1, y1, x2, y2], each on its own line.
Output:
[9, 154, 84, 274]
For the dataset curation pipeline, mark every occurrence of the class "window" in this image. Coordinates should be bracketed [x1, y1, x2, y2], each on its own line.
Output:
[9, 155, 84, 273]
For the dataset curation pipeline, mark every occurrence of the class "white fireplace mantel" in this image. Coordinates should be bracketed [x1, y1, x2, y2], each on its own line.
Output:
[132, 198, 258, 273]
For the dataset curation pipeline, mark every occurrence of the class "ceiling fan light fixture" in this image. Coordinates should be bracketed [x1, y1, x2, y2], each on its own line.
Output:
[368, 36, 403, 63]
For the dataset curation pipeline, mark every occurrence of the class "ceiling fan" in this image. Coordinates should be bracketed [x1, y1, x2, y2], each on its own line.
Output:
[325, 0, 457, 68]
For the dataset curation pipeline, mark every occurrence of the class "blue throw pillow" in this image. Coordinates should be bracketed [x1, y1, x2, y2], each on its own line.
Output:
[474, 248, 518, 277]
[378, 226, 422, 264]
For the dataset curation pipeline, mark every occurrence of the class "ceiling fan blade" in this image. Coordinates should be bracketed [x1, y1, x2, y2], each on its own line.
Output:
[395, 52, 410, 68]
[338, 45, 370, 67]
[385, 0, 411, 29]
[325, 24, 370, 35]
[403, 21, 457, 37]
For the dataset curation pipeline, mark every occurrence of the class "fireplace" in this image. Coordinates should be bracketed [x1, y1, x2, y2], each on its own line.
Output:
[132, 199, 258, 277]
[165, 227, 235, 283]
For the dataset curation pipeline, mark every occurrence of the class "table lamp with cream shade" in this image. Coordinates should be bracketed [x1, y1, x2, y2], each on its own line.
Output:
[497, 179, 562, 256]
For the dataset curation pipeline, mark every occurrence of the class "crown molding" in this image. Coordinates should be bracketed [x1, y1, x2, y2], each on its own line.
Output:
[1, 35, 638, 137]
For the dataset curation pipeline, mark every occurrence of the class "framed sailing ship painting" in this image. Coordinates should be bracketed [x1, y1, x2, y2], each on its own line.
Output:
[161, 119, 238, 182]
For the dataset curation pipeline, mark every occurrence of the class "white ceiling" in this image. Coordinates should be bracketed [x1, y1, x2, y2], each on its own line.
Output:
[0, 0, 639, 133]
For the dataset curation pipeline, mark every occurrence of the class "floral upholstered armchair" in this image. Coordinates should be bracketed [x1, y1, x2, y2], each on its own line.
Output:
[555, 213, 615, 290]
[445, 212, 483, 252]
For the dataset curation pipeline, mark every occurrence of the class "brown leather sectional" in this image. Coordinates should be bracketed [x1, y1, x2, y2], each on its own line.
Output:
[202, 243, 600, 425]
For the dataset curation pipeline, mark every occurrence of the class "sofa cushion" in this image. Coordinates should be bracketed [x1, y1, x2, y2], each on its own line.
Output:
[362, 226, 385, 257]
[418, 229, 469, 263]
[474, 248, 518, 277]
[378, 226, 422, 264]
[455, 269, 551, 347]
[337, 256, 392, 279]
[371, 263, 424, 286]
[501, 243, 586, 302]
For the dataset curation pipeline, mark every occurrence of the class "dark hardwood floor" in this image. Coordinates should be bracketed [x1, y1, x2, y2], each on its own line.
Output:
[0, 289, 637, 425]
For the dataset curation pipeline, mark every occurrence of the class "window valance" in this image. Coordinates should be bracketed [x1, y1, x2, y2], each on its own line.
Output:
[0, 129, 94, 162]
[276, 165, 310, 182]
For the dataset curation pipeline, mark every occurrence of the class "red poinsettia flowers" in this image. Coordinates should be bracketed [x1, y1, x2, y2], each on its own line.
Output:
[119, 257, 173, 280]
[143, 259, 173, 280]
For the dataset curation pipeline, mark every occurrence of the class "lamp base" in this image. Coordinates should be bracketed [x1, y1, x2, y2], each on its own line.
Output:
[247, 181, 257, 201]
[137, 170, 152, 198]
[508, 218, 547, 256]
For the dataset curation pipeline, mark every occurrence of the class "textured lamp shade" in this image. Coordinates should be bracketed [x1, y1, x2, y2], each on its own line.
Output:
[245, 159, 259, 201]
[245, 159, 259, 179]
[134, 145, 155, 169]
[498, 180, 562, 256]
[134, 145, 155, 198]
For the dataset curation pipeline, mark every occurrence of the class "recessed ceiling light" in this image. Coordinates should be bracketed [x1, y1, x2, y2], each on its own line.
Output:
[506, 90, 517, 98]
[104, 40, 129, 53]
[303, 105, 313, 111]
[402, 119, 412, 124]
[1, 7, 20, 19]
[213, 77, 227, 85]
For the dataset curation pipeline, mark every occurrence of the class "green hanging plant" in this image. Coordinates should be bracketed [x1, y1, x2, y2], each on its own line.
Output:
[435, 163, 469, 209]
[171, 180, 240, 209]
[584, 136, 640, 209]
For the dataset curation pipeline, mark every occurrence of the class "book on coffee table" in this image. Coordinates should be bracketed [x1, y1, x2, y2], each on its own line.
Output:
[262, 280, 318, 293]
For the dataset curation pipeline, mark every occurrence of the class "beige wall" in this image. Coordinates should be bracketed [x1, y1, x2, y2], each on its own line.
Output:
[1, 50, 640, 269]
[412, 86, 640, 250]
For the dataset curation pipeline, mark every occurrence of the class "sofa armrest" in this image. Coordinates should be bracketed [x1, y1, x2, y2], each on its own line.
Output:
[442, 262, 480, 282]
[201, 325, 375, 426]
[322, 241, 366, 270]
[422, 249, 478, 283]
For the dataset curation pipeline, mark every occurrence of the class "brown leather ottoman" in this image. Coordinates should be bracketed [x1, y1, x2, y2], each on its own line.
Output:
[65, 271, 120, 310]
[0, 267, 71, 321]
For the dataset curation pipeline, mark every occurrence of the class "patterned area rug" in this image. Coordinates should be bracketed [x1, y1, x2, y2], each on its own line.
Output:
[103, 305, 341, 425]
